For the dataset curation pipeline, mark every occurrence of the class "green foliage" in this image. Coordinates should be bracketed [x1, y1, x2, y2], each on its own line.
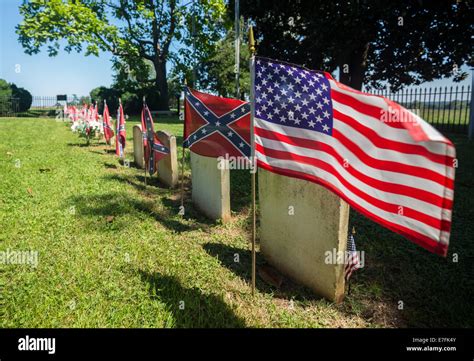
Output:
[0, 79, 12, 98]
[239, 0, 474, 90]
[17, 0, 228, 110]
[10, 83, 33, 112]
[90, 86, 120, 114]
[201, 29, 250, 98]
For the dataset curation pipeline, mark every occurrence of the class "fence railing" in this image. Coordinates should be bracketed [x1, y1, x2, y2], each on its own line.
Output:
[366, 85, 472, 134]
[1, 87, 473, 135]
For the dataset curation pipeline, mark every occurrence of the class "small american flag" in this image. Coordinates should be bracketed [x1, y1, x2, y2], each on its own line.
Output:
[253, 57, 455, 256]
[345, 233, 360, 281]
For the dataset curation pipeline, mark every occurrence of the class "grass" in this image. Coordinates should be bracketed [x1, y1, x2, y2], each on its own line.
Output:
[0, 116, 472, 328]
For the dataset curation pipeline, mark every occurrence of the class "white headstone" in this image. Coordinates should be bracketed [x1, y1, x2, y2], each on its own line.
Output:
[132, 124, 144, 168]
[156, 130, 178, 188]
[190, 151, 231, 222]
[258, 168, 350, 302]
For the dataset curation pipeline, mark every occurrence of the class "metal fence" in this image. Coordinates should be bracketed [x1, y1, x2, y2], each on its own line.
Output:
[1, 88, 473, 135]
[366, 85, 472, 134]
[31, 95, 77, 108]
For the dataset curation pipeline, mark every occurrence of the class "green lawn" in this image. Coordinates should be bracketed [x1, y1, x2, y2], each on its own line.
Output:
[0, 117, 472, 328]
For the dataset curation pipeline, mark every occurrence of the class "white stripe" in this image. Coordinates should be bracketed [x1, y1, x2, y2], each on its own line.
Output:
[329, 80, 454, 154]
[257, 152, 445, 244]
[334, 118, 452, 180]
[255, 118, 454, 197]
[256, 135, 450, 222]
[331, 97, 453, 159]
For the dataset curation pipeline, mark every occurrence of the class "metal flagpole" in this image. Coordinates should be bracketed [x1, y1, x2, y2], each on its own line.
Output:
[249, 26, 257, 296]
[234, 0, 240, 99]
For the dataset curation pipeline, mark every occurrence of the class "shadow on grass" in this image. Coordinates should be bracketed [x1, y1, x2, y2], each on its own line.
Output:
[230, 169, 252, 213]
[138, 271, 246, 327]
[202, 242, 318, 301]
[68, 191, 205, 233]
[103, 173, 213, 226]
[67, 142, 103, 148]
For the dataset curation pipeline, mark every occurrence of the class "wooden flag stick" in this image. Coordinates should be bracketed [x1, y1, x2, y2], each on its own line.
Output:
[249, 26, 257, 296]
[143, 95, 147, 186]
[180, 79, 188, 210]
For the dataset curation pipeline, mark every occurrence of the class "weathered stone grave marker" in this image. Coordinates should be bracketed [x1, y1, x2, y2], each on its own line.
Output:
[258, 168, 350, 302]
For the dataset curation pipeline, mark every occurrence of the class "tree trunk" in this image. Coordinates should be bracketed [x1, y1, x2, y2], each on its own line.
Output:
[154, 59, 170, 111]
[338, 42, 370, 91]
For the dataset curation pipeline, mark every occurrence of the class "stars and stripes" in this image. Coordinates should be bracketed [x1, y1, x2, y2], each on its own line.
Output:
[345, 233, 360, 281]
[253, 56, 456, 256]
[141, 103, 169, 175]
[183, 87, 251, 158]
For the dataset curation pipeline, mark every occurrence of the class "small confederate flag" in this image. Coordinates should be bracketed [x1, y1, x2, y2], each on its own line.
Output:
[115, 102, 126, 157]
[102, 101, 114, 145]
[183, 87, 251, 158]
[141, 103, 169, 175]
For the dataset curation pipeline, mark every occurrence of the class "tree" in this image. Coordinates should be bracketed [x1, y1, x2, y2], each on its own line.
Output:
[200, 29, 250, 98]
[0, 79, 13, 114]
[10, 84, 32, 112]
[17, 0, 227, 110]
[238, 0, 473, 90]
[90, 86, 120, 113]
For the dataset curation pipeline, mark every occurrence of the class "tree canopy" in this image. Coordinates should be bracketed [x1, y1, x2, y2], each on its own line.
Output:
[17, 0, 228, 110]
[238, 0, 473, 90]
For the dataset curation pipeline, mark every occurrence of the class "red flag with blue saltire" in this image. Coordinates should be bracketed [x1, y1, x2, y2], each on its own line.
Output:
[141, 103, 169, 175]
[115, 102, 126, 157]
[102, 101, 114, 145]
[183, 87, 251, 158]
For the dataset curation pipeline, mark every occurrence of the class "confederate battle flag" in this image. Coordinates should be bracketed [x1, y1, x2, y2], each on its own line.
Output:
[102, 101, 114, 145]
[183, 88, 251, 158]
[115, 102, 126, 157]
[141, 103, 169, 175]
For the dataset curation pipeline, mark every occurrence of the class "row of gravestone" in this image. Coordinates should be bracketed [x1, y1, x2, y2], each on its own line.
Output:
[131, 124, 350, 303]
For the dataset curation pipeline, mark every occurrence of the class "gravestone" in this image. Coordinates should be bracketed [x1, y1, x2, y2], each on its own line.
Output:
[190, 151, 231, 222]
[132, 125, 144, 168]
[156, 130, 178, 188]
[258, 168, 350, 303]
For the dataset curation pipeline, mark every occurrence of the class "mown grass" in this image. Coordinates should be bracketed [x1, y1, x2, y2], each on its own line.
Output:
[0, 117, 472, 328]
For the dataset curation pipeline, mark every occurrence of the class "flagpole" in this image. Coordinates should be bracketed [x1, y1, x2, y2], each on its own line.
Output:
[104, 99, 110, 148]
[249, 26, 257, 296]
[143, 96, 147, 186]
[180, 79, 187, 211]
[234, 0, 240, 99]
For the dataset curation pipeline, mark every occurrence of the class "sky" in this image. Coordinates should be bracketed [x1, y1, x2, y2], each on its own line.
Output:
[0, 0, 114, 97]
[0, 0, 472, 98]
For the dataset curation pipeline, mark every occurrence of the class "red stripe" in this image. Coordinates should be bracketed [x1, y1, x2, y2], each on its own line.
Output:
[331, 88, 405, 129]
[334, 130, 454, 189]
[333, 109, 454, 166]
[257, 161, 449, 257]
[256, 143, 451, 231]
[255, 126, 453, 209]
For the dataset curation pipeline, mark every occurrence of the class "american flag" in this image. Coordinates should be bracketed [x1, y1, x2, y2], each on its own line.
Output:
[345, 233, 360, 281]
[253, 57, 455, 256]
